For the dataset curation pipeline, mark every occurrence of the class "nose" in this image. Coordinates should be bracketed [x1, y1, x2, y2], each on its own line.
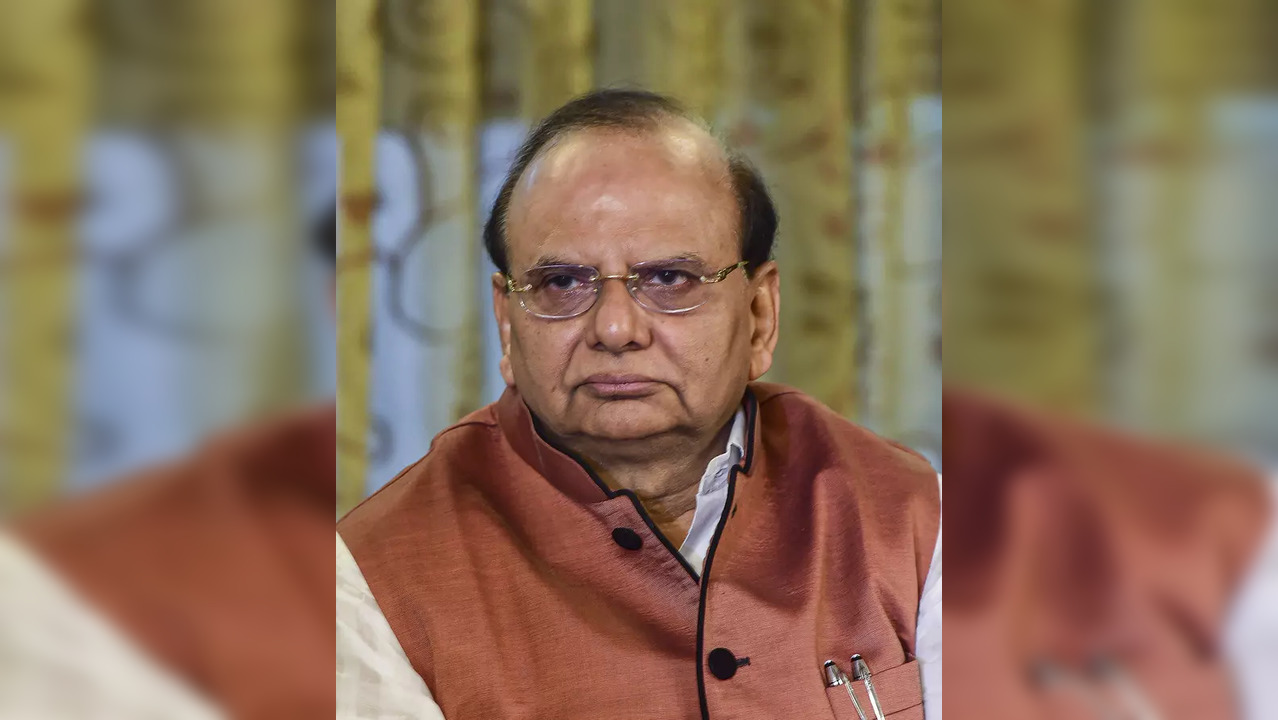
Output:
[587, 276, 651, 353]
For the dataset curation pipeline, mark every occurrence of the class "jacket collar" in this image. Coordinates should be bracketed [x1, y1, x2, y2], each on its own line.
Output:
[494, 385, 762, 505]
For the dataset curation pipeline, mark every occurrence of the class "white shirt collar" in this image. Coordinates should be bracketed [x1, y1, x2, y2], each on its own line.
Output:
[696, 406, 748, 497]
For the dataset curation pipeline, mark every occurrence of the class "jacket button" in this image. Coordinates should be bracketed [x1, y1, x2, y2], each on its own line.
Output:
[611, 527, 643, 551]
[708, 648, 738, 680]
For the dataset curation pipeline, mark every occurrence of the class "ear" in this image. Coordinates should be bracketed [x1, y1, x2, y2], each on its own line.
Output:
[491, 272, 516, 387]
[746, 261, 780, 381]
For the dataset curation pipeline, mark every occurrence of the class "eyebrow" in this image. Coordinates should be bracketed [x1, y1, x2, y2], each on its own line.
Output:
[652, 253, 708, 264]
[527, 252, 710, 269]
[529, 254, 580, 268]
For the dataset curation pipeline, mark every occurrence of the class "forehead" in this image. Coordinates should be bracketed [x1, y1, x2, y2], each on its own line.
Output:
[505, 125, 738, 268]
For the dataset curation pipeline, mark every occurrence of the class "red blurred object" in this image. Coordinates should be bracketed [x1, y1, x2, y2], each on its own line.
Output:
[12, 405, 336, 719]
[944, 389, 1272, 720]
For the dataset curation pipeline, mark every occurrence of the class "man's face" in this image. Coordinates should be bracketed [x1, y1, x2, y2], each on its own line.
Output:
[493, 124, 779, 446]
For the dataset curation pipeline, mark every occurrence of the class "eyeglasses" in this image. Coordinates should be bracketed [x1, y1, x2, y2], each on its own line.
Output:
[504, 258, 749, 320]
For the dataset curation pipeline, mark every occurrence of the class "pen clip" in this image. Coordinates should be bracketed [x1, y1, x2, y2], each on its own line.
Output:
[850, 654, 887, 720]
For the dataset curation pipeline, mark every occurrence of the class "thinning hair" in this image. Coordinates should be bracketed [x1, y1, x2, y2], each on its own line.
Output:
[483, 88, 778, 277]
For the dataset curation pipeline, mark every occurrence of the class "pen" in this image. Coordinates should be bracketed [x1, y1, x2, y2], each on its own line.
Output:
[823, 660, 846, 687]
[851, 655, 887, 720]
[823, 660, 868, 720]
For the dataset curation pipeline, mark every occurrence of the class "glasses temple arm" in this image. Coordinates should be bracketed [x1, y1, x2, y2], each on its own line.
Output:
[702, 260, 749, 283]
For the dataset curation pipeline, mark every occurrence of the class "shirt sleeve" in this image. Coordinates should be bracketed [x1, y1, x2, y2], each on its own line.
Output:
[0, 531, 224, 720]
[916, 473, 943, 720]
[336, 531, 447, 720]
[1223, 475, 1278, 720]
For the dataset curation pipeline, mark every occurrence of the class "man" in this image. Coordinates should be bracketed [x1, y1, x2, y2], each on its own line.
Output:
[337, 90, 941, 720]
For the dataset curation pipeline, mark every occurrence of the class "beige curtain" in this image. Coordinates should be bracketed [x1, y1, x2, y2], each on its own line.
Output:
[858, 0, 941, 452]
[943, 0, 1097, 416]
[944, 0, 1273, 448]
[336, 0, 382, 514]
[1105, 0, 1273, 440]
[737, 1, 859, 417]
[381, 0, 483, 422]
[0, 0, 89, 511]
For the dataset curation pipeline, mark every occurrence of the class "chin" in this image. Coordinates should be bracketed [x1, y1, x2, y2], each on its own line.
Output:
[577, 401, 677, 441]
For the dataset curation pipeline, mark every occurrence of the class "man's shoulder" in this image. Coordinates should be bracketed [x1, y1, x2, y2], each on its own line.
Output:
[751, 383, 940, 570]
[751, 382, 937, 481]
[338, 402, 503, 535]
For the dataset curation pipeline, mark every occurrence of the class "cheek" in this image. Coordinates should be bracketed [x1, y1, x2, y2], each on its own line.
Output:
[662, 311, 750, 379]
[510, 322, 579, 382]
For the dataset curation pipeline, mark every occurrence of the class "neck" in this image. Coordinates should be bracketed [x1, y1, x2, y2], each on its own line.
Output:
[547, 419, 735, 547]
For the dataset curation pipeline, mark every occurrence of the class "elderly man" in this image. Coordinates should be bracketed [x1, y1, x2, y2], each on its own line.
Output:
[337, 90, 941, 720]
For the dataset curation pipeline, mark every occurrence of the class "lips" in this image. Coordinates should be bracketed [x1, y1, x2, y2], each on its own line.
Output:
[579, 374, 662, 398]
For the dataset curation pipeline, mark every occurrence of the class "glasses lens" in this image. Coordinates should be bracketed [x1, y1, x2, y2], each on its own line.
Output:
[631, 261, 708, 312]
[521, 265, 598, 317]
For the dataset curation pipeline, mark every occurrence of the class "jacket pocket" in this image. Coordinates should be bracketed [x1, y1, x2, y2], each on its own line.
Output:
[824, 658, 924, 720]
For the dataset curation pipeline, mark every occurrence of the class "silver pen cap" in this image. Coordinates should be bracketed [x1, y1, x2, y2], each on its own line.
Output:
[824, 660, 847, 686]
[851, 654, 871, 680]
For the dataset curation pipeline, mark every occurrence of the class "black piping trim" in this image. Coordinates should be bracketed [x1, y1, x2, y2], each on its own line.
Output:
[530, 389, 762, 720]
[530, 418, 702, 581]
[695, 388, 759, 720]
[618, 488, 702, 580]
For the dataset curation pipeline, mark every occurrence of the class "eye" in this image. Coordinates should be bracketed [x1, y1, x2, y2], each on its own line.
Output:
[648, 268, 694, 287]
[543, 274, 582, 291]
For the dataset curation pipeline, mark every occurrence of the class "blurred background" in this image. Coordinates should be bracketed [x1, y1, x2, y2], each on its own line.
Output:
[944, 2, 1277, 718]
[0, 0, 336, 513]
[0, 2, 337, 716]
[945, 0, 1277, 464]
[1, 0, 1274, 716]
[337, 0, 943, 511]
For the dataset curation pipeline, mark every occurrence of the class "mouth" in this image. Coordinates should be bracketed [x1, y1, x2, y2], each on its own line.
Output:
[579, 374, 663, 399]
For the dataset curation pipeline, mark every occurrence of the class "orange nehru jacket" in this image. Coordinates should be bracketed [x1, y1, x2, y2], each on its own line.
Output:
[339, 383, 940, 719]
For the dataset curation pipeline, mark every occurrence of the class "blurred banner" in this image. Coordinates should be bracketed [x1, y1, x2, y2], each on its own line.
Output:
[944, 0, 1277, 718]
[339, 0, 942, 508]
